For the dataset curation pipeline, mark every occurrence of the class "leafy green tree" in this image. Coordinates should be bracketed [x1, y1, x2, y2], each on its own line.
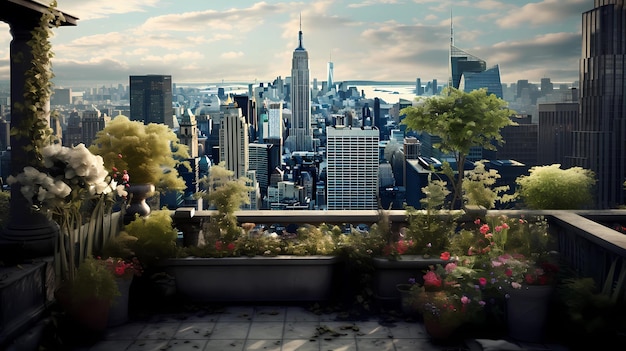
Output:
[401, 88, 514, 209]
[196, 162, 252, 244]
[515, 164, 596, 209]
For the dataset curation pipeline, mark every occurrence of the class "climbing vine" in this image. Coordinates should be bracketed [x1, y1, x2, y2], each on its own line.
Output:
[10, 0, 63, 165]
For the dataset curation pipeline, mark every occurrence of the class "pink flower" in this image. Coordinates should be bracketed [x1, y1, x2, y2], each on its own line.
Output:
[511, 282, 522, 289]
[479, 224, 490, 235]
[474, 219, 481, 225]
[495, 225, 503, 232]
[423, 271, 442, 289]
[461, 296, 470, 304]
[478, 277, 487, 286]
[445, 262, 457, 273]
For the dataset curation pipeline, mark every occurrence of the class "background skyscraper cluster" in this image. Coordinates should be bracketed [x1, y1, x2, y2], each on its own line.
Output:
[0, 1, 623, 210]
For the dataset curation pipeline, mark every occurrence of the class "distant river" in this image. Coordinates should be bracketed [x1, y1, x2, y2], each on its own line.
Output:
[350, 84, 417, 104]
[178, 81, 419, 104]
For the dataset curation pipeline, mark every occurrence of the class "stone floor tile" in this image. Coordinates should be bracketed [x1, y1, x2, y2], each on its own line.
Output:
[218, 307, 255, 322]
[387, 321, 424, 338]
[393, 338, 445, 351]
[203, 339, 246, 351]
[103, 322, 146, 340]
[285, 306, 320, 322]
[136, 322, 179, 340]
[166, 339, 208, 351]
[281, 339, 320, 351]
[126, 339, 169, 351]
[247, 322, 284, 339]
[210, 321, 251, 339]
[352, 321, 393, 339]
[253, 306, 287, 321]
[316, 321, 361, 339]
[356, 338, 395, 351]
[319, 338, 357, 351]
[283, 321, 320, 339]
[148, 313, 187, 323]
[174, 322, 215, 339]
[87, 340, 133, 351]
[243, 339, 282, 351]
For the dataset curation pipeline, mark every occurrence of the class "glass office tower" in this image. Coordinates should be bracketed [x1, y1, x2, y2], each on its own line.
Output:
[569, 0, 626, 208]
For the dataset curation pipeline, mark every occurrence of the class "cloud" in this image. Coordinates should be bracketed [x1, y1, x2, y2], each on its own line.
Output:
[221, 51, 244, 59]
[497, 0, 589, 28]
[348, 0, 400, 8]
[486, 32, 581, 82]
[138, 2, 296, 33]
[57, 0, 160, 20]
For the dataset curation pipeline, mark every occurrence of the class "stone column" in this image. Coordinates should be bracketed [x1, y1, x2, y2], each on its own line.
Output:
[0, 18, 59, 262]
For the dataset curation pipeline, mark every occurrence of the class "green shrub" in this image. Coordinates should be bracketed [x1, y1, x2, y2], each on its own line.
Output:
[515, 164, 595, 209]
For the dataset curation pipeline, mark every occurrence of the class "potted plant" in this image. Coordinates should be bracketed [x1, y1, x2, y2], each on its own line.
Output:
[370, 177, 457, 302]
[413, 257, 485, 341]
[89, 115, 191, 222]
[57, 256, 120, 333]
[7, 143, 125, 283]
[453, 214, 559, 342]
[164, 163, 341, 302]
[100, 256, 143, 326]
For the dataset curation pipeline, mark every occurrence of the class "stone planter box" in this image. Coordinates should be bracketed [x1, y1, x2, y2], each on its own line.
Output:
[372, 255, 446, 301]
[163, 256, 340, 302]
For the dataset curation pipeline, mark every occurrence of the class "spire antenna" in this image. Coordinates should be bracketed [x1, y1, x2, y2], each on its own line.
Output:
[297, 13, 304, 49]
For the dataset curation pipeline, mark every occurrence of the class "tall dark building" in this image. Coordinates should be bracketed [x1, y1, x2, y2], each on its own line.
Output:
[129, 75, 174, 128]
[569, 0, 626, 208]
[538, 102, 578, 166]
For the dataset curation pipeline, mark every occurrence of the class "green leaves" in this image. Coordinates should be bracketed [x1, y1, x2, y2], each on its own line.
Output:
[515, 164, 596, 209]
[400, 87, 515, 209]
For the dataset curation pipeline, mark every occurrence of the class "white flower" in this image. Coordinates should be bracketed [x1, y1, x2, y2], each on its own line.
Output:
[116, 184, 128, 197]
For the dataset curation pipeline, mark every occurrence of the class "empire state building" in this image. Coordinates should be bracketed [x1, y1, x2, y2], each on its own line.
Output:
[288, 21, 313, 152]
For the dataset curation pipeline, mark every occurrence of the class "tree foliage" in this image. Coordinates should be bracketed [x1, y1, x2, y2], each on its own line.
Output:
[515, 164, 596, 209]
[196, 162, 252, 243]
[89, 115, 190, 191]
[401, 88, 514, 209]
[462, 160, 515, 209]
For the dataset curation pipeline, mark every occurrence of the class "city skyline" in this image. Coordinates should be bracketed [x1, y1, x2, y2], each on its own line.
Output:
[0, 0, 590, 87]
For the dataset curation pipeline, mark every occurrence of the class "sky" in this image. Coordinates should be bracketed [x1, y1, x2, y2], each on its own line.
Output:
[0, 0, 592, 87]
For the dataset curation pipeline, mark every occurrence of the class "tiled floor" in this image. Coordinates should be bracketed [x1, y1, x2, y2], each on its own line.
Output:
[67, 305, 570, 351]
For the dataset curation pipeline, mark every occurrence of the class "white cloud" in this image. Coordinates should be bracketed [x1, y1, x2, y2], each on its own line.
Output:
[221, 51, 244, 59]
[496, 0, 589, 28]
[57, 0, 160, 20]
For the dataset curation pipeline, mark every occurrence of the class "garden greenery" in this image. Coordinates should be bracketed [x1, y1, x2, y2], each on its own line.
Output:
[515, 164, 596, 209]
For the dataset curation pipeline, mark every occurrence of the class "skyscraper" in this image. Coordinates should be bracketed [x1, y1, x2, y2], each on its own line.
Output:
[129, 75, 174, 128]
[326, 118, 379, 210]
[288, 19, 312, 152]
[327, 60, 334, 92]
[569, 0, 626, 208]
[219, 106, 249, 179]
[538, 102, 578, 166]
[450, 45, 486, 90]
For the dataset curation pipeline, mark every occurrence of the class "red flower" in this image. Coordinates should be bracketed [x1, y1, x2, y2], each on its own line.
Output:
[440, 252, 451, 260]
[478, 277, 487, 286]
[227, 242, 236, 251]
[215, 241, 223, 250]
[115, 266, 125, 276]
[423, 271, 443, 290]
[505, 268, 513, 277]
